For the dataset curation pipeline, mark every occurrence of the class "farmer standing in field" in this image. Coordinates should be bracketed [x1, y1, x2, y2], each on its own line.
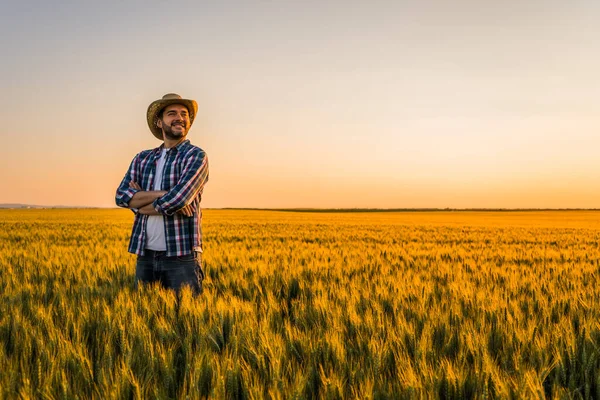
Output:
[115, 93, 209, 296]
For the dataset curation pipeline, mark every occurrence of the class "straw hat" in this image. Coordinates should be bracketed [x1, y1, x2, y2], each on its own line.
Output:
[146, 93, 198, 140]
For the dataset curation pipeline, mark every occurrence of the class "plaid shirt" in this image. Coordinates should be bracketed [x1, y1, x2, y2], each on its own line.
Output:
[115, 139, 209, 256]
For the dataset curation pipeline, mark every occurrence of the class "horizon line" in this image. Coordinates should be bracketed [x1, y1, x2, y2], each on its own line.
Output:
[1, 204, 600, 212]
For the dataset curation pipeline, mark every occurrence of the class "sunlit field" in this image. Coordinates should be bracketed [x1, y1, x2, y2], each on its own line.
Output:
[1, 209, 599, 399]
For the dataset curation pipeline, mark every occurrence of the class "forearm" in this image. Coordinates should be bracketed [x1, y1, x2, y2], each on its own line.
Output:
[129, 191, 167, 209]
[138, 203, 161, 215]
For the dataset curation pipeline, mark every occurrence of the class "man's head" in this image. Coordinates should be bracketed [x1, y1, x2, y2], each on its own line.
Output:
[157, 104, 191, 140]
[147, 93, 198, 140]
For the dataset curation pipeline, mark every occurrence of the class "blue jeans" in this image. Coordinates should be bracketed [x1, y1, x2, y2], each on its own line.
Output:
[136, 250, 204, 296]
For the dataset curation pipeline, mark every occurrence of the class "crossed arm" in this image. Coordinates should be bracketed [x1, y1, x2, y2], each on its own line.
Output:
[115, 151, 207, 217]
[127, 182, 165, 215]
[128, 182, 193, 216]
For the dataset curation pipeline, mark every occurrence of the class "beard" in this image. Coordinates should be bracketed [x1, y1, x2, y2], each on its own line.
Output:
[162, 121, 189, 140]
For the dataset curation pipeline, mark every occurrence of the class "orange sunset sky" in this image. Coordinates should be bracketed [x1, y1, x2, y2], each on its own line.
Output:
[1, 1, 599, 209]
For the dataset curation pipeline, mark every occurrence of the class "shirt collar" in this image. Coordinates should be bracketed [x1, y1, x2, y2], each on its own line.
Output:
[152, 139, 190, 160]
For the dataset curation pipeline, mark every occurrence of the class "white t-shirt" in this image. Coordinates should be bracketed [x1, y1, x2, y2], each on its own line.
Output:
[146, 149, 167, 251]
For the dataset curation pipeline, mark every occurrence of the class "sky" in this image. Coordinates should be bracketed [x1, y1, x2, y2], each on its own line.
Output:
[0, 0, 599, 209]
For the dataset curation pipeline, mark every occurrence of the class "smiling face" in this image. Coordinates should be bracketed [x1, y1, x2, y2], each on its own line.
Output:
[157, 104, 191, 140]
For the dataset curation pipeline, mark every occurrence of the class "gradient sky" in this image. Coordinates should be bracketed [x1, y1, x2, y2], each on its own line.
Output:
[1, 1, 599, 208]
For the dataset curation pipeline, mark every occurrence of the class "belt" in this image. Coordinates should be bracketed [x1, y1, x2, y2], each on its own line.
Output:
[145, 249, 168, 257]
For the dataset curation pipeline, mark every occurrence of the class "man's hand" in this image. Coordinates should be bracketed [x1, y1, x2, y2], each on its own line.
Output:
[129, 181, 142, 191]
[178, 206, 194, 217]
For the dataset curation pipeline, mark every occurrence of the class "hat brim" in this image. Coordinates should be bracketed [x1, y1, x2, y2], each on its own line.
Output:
[147, 98, 198, 140]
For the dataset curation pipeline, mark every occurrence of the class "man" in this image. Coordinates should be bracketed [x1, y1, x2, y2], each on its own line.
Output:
[115, 93, 209, 296]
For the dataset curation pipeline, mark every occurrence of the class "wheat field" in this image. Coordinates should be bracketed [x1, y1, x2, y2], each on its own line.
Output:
[1, 209, 599, 399]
